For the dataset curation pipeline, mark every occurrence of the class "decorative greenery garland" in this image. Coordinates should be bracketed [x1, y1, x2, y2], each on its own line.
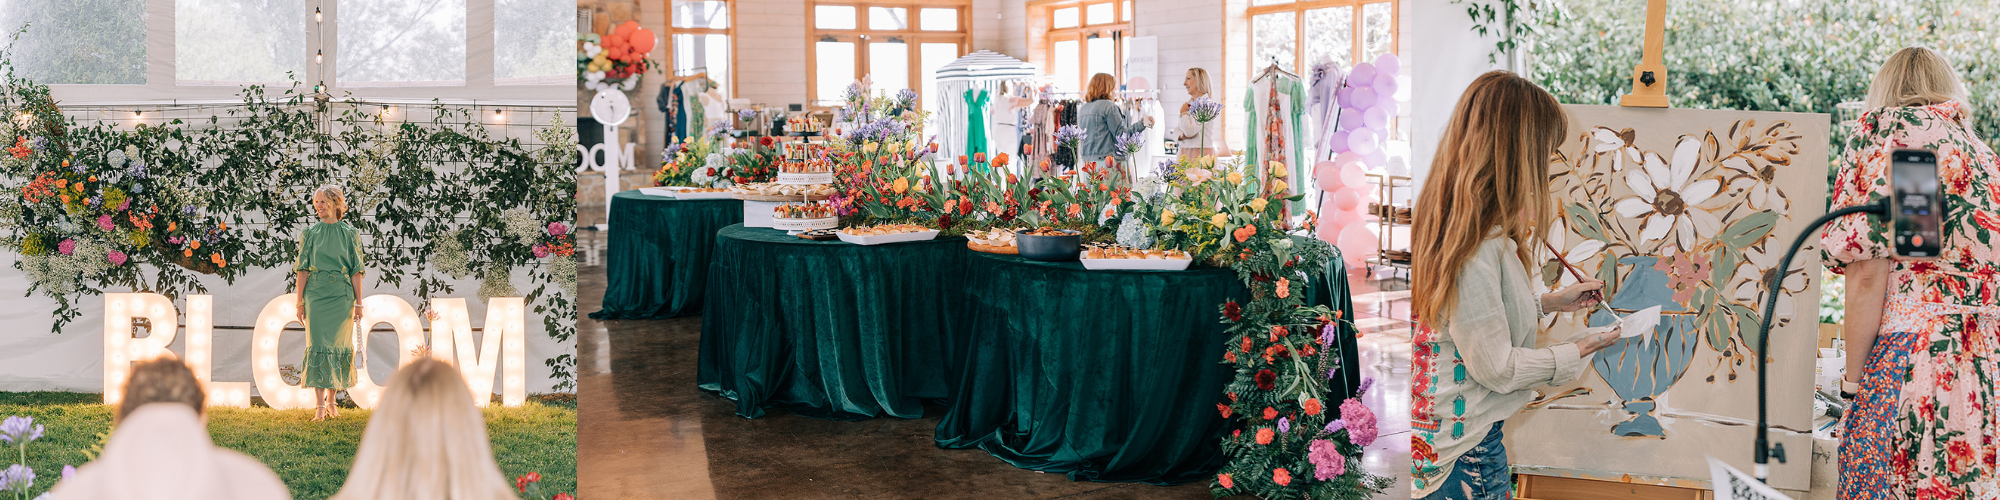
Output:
[0, 54, 580, 392]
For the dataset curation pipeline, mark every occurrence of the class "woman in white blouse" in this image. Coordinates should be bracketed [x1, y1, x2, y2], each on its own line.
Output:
[1408, 71, 1623, 499]
[1174, 68, 1228, 158]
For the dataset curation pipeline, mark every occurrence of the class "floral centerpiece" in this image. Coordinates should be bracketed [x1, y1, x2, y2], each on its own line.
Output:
[726, 134, 783, 185]
[652, 128, 731, 188]
[579, 21, 657, 92]
[1120, 156, 1300, 266]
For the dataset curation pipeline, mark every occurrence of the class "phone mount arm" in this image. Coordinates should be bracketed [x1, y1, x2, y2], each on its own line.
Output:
[1753, 198, 1888, 483]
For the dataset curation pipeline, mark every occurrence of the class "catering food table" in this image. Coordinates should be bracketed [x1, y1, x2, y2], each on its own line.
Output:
[696, 224, 970, 420]
[933, 243, 1358, 485]
[589, 190, 744, 320]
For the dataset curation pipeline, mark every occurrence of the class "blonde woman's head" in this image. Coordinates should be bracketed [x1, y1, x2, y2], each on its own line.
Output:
[312, 185, 348, 221]
[1411, 70, 1567, 323]
[329, 357, 515, 500]
[1867, 47, 1967, 109]
[1183, 68, 1212, 98]
[1085, 73, 1118, 102]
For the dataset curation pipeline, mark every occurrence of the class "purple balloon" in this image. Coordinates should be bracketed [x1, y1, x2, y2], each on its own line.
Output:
[1338, 110, 1366, 131]
[1365, 149, 1388, 169]
[1351, 88, 1377, 109]
[1373, 73, 1399, 98]
[1335, 86, 1353, 108]
[1348, 63, 1377, 87]
[1363, 106, 1389, 129]
[1378, 88, 1399, 109]
[1326, 131, 1351, 153]
[1347, 128, 1378, 156]
[1374, 53, 1401, 76]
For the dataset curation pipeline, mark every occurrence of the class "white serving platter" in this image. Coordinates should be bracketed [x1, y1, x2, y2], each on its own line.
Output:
[772, 217, 838, 231]
[638, 187, 686, 197]
[1078, 257, 1194, 271]
[836, 229, 941, 246]
[777, 172, 835, 185]
[674, 190, 739, 200]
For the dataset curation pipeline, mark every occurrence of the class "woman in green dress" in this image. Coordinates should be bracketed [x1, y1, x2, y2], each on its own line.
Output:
[294, 185, 366, 421]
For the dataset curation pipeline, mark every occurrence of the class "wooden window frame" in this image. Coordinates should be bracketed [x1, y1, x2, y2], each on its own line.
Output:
[1245, 0, 1399, 78]
[1028, 0, 1134, 94]
[806, 1, 972, 108]
[665, 0, 738, 98]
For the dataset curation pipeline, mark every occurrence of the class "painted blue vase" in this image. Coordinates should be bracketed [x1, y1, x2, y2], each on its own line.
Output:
[1587, 255, 1701, 437]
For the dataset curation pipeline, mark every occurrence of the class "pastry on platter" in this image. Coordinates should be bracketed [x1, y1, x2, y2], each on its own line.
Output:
[1083, 244, 1191, 260]
[841, 223, 927, 236]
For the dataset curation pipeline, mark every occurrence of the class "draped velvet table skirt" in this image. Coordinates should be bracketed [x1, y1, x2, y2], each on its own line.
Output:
[588, 191, 743, 320]
[934, 243, 1359, 485]
[696, 224, 970, 420]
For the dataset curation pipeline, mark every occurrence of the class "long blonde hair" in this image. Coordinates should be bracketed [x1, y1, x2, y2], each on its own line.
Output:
[1185, 68, 1212, 97]
[330, 358, 516, 500]
[1411, 71, 1567, 323]
[1866, 47, 1967, 110]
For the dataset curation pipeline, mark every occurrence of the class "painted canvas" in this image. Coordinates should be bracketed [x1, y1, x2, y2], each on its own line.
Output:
[1503, 105, 1830, 491]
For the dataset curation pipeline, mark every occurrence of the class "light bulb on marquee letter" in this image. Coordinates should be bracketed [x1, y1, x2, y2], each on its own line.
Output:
[251, 294, 317, 410]
[429, 297, 528, 407]
[183, 295, 250, 407]
[341, 294, 426, 410]
[103, 293, 180, 406]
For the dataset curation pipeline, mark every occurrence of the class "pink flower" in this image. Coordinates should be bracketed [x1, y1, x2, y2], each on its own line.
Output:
[1310, 439, 1346, 480]
[107, 250, 126, 266]
[1341, 398, 1378, 446]
[532, 243, 550, 258]
[97, 214, 114, 231]
[57, 238, 75, 255]
[547, 222, 569, 236]
[118, 199, 130, 211]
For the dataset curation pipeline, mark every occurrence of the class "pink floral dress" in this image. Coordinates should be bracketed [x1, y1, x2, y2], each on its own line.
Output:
[1822, 101, 2000, 500]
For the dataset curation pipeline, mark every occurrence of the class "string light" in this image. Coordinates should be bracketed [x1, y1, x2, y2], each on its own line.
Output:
[314, 7, 322, 23]
[315, 50, 323, 65]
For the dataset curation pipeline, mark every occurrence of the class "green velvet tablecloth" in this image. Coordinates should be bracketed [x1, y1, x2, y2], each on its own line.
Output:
[934, 243, 1358, 485]
[697, 224, 969, 420]
[589, 190, 743, 320]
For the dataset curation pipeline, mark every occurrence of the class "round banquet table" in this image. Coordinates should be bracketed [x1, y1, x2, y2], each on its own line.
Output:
[589, 190, 743, 320]
[697, 224, 970, 420]
[934, 243, 1359, 485]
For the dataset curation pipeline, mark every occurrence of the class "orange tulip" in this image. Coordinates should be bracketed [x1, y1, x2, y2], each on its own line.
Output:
[957, 155, 969, 165]
[994, 153, 1010, 166]
[973, 152, 986, 164]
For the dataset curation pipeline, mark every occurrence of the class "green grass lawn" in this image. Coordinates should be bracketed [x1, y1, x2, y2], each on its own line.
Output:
[0, 392, 576, 500]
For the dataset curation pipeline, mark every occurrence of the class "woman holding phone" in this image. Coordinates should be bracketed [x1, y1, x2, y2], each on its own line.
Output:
[1409, 71, 1623, 499]
[1824, 47, 2000, 499]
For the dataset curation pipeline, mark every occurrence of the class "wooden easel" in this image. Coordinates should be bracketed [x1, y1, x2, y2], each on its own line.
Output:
[1618, 0, 1670, 108]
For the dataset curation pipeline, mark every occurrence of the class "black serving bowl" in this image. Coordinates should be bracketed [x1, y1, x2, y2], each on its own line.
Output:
[1016, 229, 1082, 261]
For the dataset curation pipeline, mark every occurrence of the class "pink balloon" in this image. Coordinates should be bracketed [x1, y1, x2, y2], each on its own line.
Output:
[1364, 149, 1388, 170]
[1373, 73, 1399, 98]
[1338, 222, 1379, 266]
[1339, 160, 1368, 188]
[1331, 188, 1361, 211]
[1338, 109, 1365, 131]
[1374, 53, 1401, 76]
[1348, 63, 1377, 87]
[1316, 200, 1344, 245]
[1347, 128, 1378, 156]
[1315, 160, 1344, 191]
[1350, 88, 1377, 110]
[1363, 106, 1389, 129]
[1331, 206, 1364, 227]
[1326, 131, 1350, 153]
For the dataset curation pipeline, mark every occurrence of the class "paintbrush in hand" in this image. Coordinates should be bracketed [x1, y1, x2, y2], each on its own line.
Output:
[1542, 240, 1620, 321]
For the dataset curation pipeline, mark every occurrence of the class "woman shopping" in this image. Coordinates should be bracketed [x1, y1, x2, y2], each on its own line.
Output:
[1173, 68, 1228, 158]
[1408, 71, 1622, 499]
[293, 185, 367, 422]
[1826, 46, 2000, 500]
[1076, 72, 1153, 172]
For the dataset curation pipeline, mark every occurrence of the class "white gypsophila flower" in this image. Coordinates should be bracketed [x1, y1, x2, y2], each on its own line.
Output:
[434, 232, 472, 279]
[106, 148, 127, 167]
[500, 208, 542, 246]
[548, 255, 577, 297]
[478, 263, 519, 299]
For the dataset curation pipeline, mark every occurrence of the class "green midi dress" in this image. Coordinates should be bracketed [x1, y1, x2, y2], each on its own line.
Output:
[295, 221, 364, 390]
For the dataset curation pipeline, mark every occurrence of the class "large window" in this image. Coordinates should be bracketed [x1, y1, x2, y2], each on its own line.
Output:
[0, 0, 148, 84]
[341, 0, 470, 85]
[1035, 0, 1132, 93]
[808, 2, 969, 107]
[1249, 0, 1395, 76]
[669, 0, 733, 97]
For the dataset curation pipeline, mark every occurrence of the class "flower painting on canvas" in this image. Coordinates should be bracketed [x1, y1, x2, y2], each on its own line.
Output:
[1503, 105, 1830, 491]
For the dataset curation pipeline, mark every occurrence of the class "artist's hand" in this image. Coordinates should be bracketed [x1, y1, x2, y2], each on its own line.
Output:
[1545, 280, 1606, 312]
[1576, 326, 1622, 356]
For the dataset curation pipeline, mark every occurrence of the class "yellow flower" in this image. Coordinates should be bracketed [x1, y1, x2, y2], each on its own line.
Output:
[863, 142, 880, 153]
[1271, 179, 1288, 193]
[1269, 161, 1287, 177]
[1227, 171, 1244, 184]
[1161, 210, 1176, 226]
[1211, 213, 1228, 227]
[892, 177, 909, 194]
[1249, 198, 1269, 212]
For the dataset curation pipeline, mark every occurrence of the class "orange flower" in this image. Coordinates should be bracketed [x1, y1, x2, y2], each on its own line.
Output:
[220, 222, 227, 230]
[1269, 325, 1288, 342]
[54, 178, 66, 189]
[59, 194, 69, 204]
[1303, 398, 1323, 416]
[1273, 468, 1291, 486]
[183, 248, 192, 257]
[1232, 225, 1257, 242]
[994, 153, 1010, 166]
[892, 177, 910, 194]
[1262, 407, 1278, 420]
[168, 221, 176, 231]
[1006, 173, 1018, 184]
[1098, 183, 1108, 192]
[1217, 473, 1233, 489]
[957, 155, 969, 165]
[1218, 403, 1232, 418]
[973, 152, 986, 164]
[1066, 203, 1081, 219]
[944, 199, 958, 214]
[191, 240, 201, 250]
[1255, 428, 1274, 445]
[1240, 335, 1252, 353]
[985, 201, 1002, 215]
[1276, 278, 1291, 298]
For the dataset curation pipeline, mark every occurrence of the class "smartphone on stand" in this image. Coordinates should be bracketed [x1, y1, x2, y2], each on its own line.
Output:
[1890, 148, 1944, 258]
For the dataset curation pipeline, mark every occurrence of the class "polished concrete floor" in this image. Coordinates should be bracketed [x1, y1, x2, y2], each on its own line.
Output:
[576, 236, 1412, 499]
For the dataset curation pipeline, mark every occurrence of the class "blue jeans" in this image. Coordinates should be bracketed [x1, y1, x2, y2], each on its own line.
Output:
[1420, 422, 1511, 500]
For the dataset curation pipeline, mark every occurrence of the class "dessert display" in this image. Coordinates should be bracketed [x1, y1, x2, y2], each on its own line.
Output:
[769, 202, 837, 231]
[672, 186, 737, 199]
[776, 158, 835, 185]
[783, 142, 827, 160]
[731, 181, 836, 200]
[836, 223, 940, 246]
[786, 115, 824, 134]
[1079, 244, 1195, 271]
[965, 228, 1021, 255]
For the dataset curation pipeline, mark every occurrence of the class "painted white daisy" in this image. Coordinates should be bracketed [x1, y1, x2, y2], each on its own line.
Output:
[1730, 243, 1810, 328]
[1719, 155, 1789, 214]
[1590, 127, 1642, 172]
[1613, 136, 1722, 254]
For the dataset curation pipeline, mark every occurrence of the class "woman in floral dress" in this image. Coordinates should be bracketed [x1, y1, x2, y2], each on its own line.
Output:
[1824, 47, 2000, 499]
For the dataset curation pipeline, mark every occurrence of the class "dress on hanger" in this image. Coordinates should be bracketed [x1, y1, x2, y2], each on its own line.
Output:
[1244, 73, 1309, 211]
[964, 89, 991, 162]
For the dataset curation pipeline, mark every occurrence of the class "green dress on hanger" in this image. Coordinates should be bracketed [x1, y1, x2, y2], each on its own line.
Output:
[295, 221, 364, 391]
[964, 89, 991, 170]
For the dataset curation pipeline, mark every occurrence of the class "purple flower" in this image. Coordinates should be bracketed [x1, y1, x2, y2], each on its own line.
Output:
[532, 243, 550, 258]
[70, 160, 85, 174]
[57, 239, 75, 256]
[1054, 125, 1086, 146]
[1113, 131, 1145, 157]
[664, 143, 685, 156]
[97, 214, 114, 231]
[1340, 399, 1378, 447]
[0, 416, 43, 444]
[182, 205, 196, 215]
[737, 109, 755, 121]
[895, 88, 919, 107]
[1309, 439, 1346, 480]
[547, 222, 569, 236]
[0, 464, 33, 493]
[1188, 95, 1223, 123]
[1277, 417, 1290, 434]
[1324, 418, 1346, 435]
[1320, 323, 1339, 347]
[711, 120, 732, 136]
[108, 250, 127, 266]
[61, 465, 74, 480]
[1357, 376, 1375, 396]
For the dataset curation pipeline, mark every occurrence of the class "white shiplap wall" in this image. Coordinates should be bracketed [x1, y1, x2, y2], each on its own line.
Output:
[1136, 0, 1229, 153]
[733, 0, 809, 106]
